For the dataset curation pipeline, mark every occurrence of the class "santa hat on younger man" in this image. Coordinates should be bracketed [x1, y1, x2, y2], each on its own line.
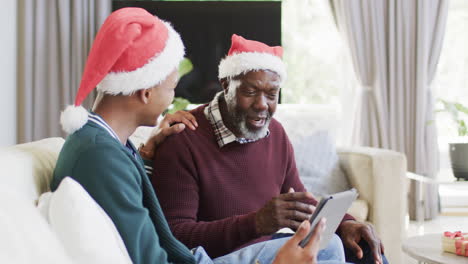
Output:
[218, 34, 287, 83]
[60, 7, 185, 134]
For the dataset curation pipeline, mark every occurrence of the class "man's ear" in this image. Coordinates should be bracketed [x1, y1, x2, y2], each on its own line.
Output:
[220, 78, 229, 93]
[137, 88, 152, 104]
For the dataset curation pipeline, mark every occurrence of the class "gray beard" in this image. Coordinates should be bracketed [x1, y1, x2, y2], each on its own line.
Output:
[223, 94, 272, 141]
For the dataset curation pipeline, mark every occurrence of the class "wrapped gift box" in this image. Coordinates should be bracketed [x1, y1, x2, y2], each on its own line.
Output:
[442, 231, 468, 257]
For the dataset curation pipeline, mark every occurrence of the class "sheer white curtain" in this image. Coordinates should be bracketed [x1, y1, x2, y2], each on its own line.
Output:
[17, 0, 111, 142]
[330, 0, 448, 261]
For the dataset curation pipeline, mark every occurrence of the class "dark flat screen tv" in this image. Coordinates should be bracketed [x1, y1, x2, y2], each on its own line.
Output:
[113, 1, 282, 103]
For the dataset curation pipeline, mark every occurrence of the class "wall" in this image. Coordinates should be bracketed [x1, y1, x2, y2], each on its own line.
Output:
[0, 1, 17, 146]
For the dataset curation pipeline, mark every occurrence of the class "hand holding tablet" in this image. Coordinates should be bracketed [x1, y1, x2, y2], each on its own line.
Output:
[299, 188, 358, 249]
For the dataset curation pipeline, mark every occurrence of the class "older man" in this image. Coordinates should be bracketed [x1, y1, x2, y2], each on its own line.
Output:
[152, 35, 387, 264]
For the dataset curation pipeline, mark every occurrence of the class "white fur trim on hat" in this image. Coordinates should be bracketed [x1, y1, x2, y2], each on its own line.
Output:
[218, 52, 287, 83]
[97, 21, 185, 95]
[60, 105, 89, 134]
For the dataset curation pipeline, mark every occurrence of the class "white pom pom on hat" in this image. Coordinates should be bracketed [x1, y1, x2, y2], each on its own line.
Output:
[60, 105, 89, 134]
[60, 7, 185, 134]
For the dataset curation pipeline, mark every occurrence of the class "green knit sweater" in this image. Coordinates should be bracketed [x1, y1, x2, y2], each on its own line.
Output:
[51, 121, 195, 264]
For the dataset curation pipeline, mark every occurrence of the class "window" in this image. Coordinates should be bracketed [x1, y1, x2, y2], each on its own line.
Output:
[433, 0, 468, 179]
[281, 0, 348, 105]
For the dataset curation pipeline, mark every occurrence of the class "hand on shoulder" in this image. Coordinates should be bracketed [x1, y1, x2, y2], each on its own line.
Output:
[139, 110, 197, 159]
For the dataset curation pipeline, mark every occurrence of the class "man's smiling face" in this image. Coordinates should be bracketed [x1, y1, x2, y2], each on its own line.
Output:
[223, 69, 281, 140]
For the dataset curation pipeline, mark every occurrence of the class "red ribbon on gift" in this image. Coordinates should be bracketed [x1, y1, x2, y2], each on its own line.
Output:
[444, 231, 463, 239]
[455, 239, 468, 257]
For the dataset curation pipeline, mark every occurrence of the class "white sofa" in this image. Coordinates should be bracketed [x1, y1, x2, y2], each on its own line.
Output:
[0, 137, 72, 263]
[0, 105, 407, 263]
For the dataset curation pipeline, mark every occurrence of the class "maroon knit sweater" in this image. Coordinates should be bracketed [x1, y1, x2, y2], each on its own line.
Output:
[152, 105, 354, 258]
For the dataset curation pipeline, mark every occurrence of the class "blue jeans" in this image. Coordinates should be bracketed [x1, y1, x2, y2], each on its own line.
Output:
[193, 235, 347, 264]
[272, 233, 389, 264]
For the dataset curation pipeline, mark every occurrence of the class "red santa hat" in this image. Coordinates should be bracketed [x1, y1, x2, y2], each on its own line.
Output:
[60, 7, 185, 134]
[218, 34, 286, 83]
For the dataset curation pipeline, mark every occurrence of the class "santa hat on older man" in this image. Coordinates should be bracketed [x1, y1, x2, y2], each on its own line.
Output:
[218, 34, 287, 83]
[60, 7, 185, 134]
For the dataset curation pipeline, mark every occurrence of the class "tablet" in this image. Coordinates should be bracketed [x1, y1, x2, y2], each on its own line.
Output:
[299, 188, 358, 249]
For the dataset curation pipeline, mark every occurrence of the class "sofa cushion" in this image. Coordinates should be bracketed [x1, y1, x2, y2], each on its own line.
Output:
[294, 131, 351, 197]
[0, 187, 72, 264]
[38, 177, 132, 264]
[274, 104, 339, 140]
[274, 105, 351, 197]
[0, 137, 64, 203]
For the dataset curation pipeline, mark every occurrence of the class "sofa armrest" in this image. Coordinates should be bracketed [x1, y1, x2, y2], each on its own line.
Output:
[337, 146, 407, 264]
[1, 137, 65, 204]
